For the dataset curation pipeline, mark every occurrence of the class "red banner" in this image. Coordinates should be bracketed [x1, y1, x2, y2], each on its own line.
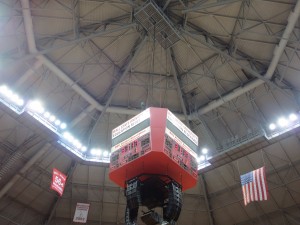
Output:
[51, 168, 67, 196]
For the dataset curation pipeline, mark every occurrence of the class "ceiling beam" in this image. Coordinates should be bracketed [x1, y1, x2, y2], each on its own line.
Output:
[16, 23, 137, 65]
[0, 214, 21, 225]
[199, 175, 216, 225]
[169, 48, 190, 127]
[83, 37, 147, 140]
[72, 0, 80, 39]
[0, 143, 51, 199]
[18, 0, 300, 126]
[163, 0, 172, 11]
[181, 0, 300, 118]
[19, 0, 149, 119]
[14, 60, 43, 88]
[182, 0, 244, 13]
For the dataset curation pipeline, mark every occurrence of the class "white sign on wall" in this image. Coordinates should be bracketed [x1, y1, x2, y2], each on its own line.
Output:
[73, 203, 90, 223]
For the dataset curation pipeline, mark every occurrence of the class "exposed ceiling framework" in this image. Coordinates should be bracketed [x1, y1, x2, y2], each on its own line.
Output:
[0, 0, 300, 225]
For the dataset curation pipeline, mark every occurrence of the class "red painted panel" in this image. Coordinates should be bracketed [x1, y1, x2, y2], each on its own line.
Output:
[109, 107, 198, 191]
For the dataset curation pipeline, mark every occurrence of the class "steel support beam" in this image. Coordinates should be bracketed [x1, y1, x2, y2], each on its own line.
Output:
[72, 0, 80, 39]
[17, 23, 137, 65]
[0, 214, 21, 225]
[20, 0, 300, 123]
[183, 0, 300, 118]
[199, 174, 215, 225]
[19, 0, 157, 121]
[43, 161, 77, 225]
[85, 37, 147, 140]
[0, 143, 51, 199]
[183, 0, 244, 13]
[14, 60, 43, 87]
[163, 0, 172, 11]
[169, 48, 190, 127]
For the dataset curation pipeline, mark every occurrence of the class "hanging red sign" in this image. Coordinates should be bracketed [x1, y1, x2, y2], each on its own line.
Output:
[51, 168, 67, 196]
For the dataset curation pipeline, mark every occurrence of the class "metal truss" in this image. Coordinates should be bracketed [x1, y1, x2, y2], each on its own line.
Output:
[182, 0, 244, 13]
[84, 36, 147, 143]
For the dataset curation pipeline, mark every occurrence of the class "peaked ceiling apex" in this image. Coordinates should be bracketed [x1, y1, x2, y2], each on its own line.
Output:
[135, 1, 180, 49]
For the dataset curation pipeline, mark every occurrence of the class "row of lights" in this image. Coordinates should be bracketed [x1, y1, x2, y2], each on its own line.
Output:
[0, 85, 24, 106]
[27, 100, 67, 130]
[269, 113, 298, 131]
[62, 132, 87, 152]
[90, 148, 110, 157]
[0, 84, 111, 162]
[0, 84, 206, 164]
[62, 132, 111, 159]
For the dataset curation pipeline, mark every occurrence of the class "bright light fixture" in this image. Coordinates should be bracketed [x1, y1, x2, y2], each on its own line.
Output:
[73, 139, 82, 149]
[91, 148, 102, 156]
[63, 132, 74, 143]
[43, 112, 50, 118]
[55, 119, 61, 126]
[200, 155, 205, 161]
[49, 115, 56, 122]
[16, 98, 24, 106]
[11, 94, 19, 103]
[60, 123, 67, 129]
[5, 89, 13, 98]
[0, 86, 24, 107]
[0, 85, 8, 94]
[103, 151, 109, 157]
[28, 100, 44, 114]
[269, 123, 276, 130]
[289, 113, 298, 121]
[81, 146, 87, 152]
[277, 117, 288, 127]
[202, 148, 208, 154]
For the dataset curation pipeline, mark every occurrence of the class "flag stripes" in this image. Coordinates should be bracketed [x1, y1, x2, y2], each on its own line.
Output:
[240, 166, 268, 206]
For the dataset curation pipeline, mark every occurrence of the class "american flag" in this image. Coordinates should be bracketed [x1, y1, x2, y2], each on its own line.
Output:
[240, 166, 268, 206]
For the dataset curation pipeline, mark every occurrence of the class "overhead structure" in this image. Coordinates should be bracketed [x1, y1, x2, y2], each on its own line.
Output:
[135, 1, 181, 49]
[1, 0, 300, 225]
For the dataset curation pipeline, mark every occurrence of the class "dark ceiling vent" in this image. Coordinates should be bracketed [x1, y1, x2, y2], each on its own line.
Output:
[135, 1, 180, 49]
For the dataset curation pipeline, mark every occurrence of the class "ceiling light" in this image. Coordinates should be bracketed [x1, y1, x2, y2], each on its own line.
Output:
[43, 112, 50, 118]
[277, 117, 289, 127]
[91, 148, 102, 156]
[199, 155, 205, 161]
[11, 94, 19, 103]
[0, 85, 8, 95]
[202, 148, 208, 154]
[16, 98, 24, 106]
[103, 151, 109, 157]
[60, 123, 67, 129]
[5, 89, 13, 98]
[28, 100, 44, 114]
[73, 139, 82, 149]
[49, 115, 56, 122]
[81, 146, 87, 152]
[269, 123, 276, 130]
[289, 113, 298, 121]
[63, 132, 74, 143]
[55, 119, 61, 126]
